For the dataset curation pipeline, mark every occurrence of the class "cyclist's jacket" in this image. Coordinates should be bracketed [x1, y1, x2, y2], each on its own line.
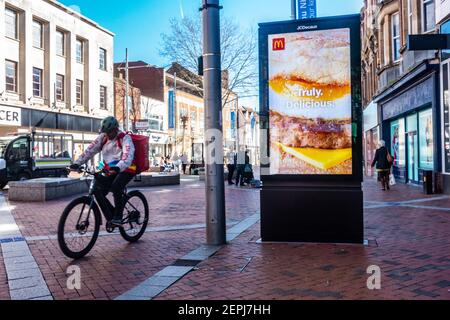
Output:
[74, 132, 136, 173]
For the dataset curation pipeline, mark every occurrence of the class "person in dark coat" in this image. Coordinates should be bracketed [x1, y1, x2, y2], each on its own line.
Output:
[371, 140, 393, 191]
[236, 150, 250, 187]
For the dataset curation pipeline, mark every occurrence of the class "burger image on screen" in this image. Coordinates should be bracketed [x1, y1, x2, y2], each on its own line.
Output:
[268, 29, 352, 175]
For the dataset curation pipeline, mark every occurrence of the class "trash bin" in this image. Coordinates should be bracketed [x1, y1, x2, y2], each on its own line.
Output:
[423, 170, 433, 194]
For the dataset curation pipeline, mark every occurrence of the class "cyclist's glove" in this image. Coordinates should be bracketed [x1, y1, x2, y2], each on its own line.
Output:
[69, 163, 80, 171]
[109, 167, 120, 175]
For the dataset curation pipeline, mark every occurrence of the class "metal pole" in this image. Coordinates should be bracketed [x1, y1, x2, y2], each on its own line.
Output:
[235, 101, 239, 152]
[201, 0, 226, 245]
[291, 0, 297, 20]
[125, 48, 129, 131]
[174, 72, 177, 156]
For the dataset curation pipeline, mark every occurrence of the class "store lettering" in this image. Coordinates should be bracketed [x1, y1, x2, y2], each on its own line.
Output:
[0, 110, 19, 122]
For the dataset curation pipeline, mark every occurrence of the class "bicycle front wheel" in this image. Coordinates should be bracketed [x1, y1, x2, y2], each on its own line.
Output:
[57, 196, 101, 259]
[119, 190, 149, 242]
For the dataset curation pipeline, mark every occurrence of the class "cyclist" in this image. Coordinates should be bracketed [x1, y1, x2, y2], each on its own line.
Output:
[69, 116, 136, 226]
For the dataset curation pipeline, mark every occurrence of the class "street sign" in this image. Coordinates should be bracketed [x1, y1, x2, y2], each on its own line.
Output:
[135, 120, 149, 131]
[298, 0, 316, 19]
[407, 34, 450, 50]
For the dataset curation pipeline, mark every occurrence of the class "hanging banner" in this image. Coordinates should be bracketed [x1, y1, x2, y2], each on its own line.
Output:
[298, 0, 317, 19]
[168, 90, 174, 129]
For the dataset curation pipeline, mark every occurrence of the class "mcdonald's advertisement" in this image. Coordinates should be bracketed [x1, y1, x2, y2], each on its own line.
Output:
[268, 28, 352, 175]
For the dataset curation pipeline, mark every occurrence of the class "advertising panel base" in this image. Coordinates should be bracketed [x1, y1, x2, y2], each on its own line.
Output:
[261, 187, 363, 244]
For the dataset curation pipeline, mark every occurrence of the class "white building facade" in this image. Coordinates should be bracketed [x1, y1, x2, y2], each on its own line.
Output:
[0, 0, 114, 157]
[140, 95, 169, 164]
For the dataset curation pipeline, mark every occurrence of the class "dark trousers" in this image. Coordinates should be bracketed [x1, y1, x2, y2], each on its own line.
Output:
[182, 164, 187, 174]
[227, 164, 235, 184]
[235, 166, 244, 186]
[94, 172, 135, 219]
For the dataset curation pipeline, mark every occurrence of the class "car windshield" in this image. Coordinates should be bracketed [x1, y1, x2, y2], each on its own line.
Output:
[0, 137, 14, 158]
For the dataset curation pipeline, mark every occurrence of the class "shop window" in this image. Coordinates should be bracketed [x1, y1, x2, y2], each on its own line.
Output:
[390, 119, 406, 167]
[418, 108, 434, 169]
[442, 62, 450, 172]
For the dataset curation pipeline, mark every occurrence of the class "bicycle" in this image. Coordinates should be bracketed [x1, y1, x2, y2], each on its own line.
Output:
[57, 166, 149, 259]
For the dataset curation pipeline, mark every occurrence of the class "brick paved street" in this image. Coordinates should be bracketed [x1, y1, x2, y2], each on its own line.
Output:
[1, 176, 449, 300]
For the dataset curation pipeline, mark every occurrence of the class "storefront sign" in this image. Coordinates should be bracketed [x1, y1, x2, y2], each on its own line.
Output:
[135, 120, 149, 131]
[150, 133, 168, 144]
[0, 105, 21, 126]
[267, 27, 353, 175]
[382, 77, 433, 120]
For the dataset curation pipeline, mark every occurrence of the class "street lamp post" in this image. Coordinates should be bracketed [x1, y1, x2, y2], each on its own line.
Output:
[201, 0, 226, 245]
[125, 48, 129, 131]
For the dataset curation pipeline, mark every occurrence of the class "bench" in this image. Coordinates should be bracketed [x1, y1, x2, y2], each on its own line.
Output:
[8, 178, 89, 202]
[128, 173, 180, 187]
[8, 173, 180, 202]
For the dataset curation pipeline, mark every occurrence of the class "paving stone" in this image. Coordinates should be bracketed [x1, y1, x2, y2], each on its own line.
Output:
[141, 276, 179, 287]
[121, 285, 166, 299]
[5, 261, 39, 272]
[434, 280, 450, 288]
[154, 266, 193, 277]
[1, 241, 29, 253]
[10, 285, 51, 300]
[6, 268, 43, 281]
[9, 277, 47, 290]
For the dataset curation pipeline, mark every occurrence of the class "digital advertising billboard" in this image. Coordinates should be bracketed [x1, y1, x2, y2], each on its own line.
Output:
[259, 15, 362, 182]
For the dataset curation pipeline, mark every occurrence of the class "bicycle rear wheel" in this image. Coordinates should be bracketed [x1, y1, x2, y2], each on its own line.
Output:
[57, 196, 101, 259]
[119, 190, 149, 242]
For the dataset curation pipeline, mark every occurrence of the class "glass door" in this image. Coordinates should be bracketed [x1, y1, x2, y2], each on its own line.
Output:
[407, 114, 419, 182]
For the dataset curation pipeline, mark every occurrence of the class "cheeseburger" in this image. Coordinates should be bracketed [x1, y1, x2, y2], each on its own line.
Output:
[268, 28, 352, 175]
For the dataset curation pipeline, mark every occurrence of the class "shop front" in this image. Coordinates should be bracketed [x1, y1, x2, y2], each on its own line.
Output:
[363, 101, 379, 177]
[376, 65, 440, 186]
[0, 104, 103, 164]
[148, 132, 168, 166]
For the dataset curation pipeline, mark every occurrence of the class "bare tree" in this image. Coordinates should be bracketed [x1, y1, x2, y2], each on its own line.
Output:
[159, 15, 258, 107]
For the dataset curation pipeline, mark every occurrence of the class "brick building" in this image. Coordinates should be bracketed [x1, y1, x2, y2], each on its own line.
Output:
[113, 76, 141, 131]
[361, 0, 450, 192]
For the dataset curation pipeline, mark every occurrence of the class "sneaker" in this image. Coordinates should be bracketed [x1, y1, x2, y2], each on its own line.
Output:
[111, 218, 123, 226]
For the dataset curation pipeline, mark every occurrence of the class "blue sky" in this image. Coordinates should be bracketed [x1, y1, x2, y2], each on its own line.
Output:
[59, 0, 364, 66]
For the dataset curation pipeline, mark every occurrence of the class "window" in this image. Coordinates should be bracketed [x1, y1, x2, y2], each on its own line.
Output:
[76, 39, 83, 63]
[99, 48, 106, 70]
[76, 80, 83, 105]
[99, 86, 107, 109]
[56, 30, 65, 56]
[407, 0, 413, 34]
[419, 108, 434, 169]
[391, 13, 401, 62]
[442, 62, 450, 172]
[5, 8, 17, 39]
[149, 115, 163, 131]
[422, 0, 435, 33]
[32, 68, 42, 97]
[33, 20, 43, 48]
[5, 60, 17, 92]
[56, 74, 64, 101]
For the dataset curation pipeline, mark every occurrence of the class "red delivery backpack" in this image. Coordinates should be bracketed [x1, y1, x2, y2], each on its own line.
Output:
[116, 132, 149, 174]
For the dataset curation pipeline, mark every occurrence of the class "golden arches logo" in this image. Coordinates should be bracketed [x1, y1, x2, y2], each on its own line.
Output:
[272, 38, 285, 51]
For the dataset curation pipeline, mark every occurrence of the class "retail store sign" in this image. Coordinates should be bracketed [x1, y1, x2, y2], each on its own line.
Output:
[0, 105, 21, 126]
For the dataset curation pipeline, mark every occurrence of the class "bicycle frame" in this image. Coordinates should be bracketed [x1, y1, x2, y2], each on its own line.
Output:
[81, 169, 140, 226]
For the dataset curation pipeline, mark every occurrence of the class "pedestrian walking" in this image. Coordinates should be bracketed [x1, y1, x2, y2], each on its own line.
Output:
[226, 150, 236, 185]
[235, 150, 250, 187]
[371, 140, 394, 191]
[180, 154, 188, 174]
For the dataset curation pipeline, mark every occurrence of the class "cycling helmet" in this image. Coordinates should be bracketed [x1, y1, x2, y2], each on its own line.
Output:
[100, 116, 119, 133]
